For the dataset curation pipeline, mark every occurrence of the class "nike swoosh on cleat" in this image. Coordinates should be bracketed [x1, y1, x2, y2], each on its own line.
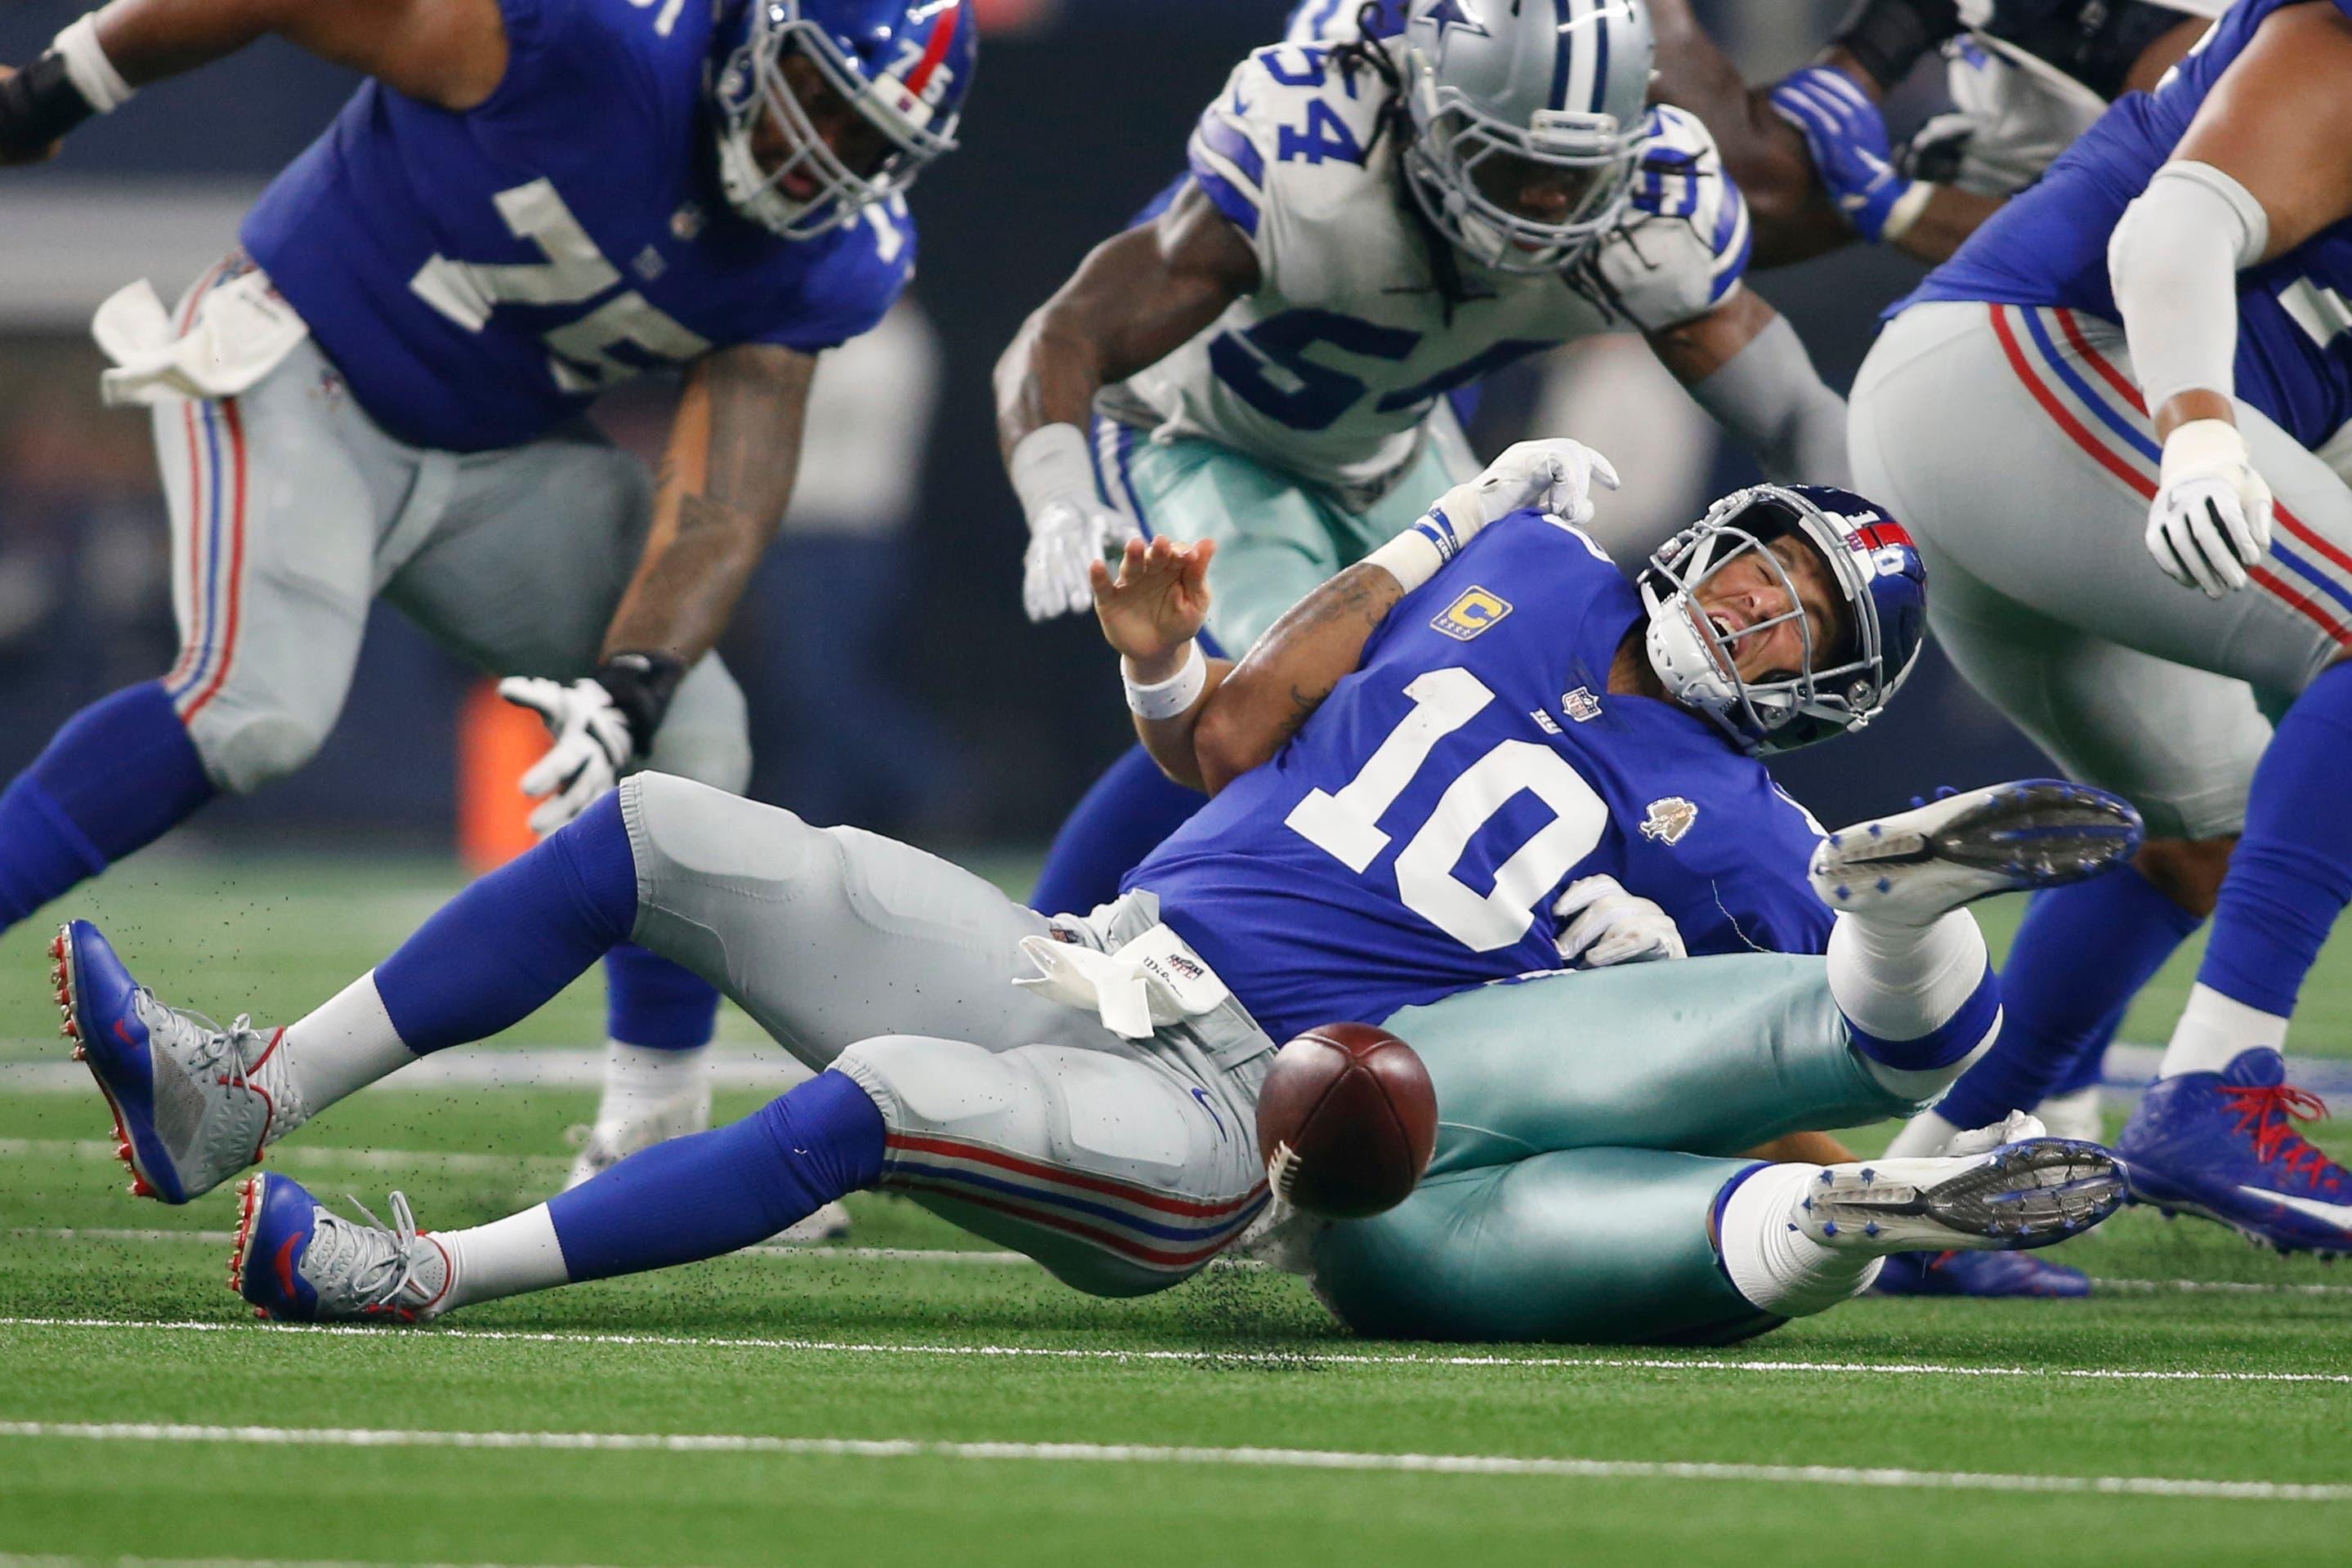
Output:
[274, 1232, 301, 1298]
[113, 1019, 136, 1048]
[2240, 1187, 2352, 1231]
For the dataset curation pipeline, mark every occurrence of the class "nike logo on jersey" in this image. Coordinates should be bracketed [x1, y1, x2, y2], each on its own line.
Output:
[1192, 1087, 1228, 1143]
[2240, 1186, 2352, 1231]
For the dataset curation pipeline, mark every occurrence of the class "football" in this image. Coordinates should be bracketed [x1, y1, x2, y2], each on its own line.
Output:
[1254, 1022, 1439, 1219]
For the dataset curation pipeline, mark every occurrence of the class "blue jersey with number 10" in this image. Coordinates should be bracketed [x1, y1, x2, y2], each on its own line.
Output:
[239, 0, 914, 453]
[1907, 0, 2352, 451]
[1128, 511, 1833, 1044]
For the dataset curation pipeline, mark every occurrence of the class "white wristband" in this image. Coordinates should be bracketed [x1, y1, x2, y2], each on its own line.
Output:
[1125, 642, 1207, 720]
[1878, 181, 1933, 244]
[1008, 422, 1098, 520]
[53, 11, 136, 115]
[1361, 505, 1465, 595]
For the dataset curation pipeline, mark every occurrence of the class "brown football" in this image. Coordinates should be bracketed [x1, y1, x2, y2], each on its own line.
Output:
[1254, 1022, 1438, 1219]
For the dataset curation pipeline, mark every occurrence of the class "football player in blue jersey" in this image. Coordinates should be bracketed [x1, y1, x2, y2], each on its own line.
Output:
[1851, 0, 2352, 1255]
[49, 440, 2139, 1340]
[0, 0, 973, 1186]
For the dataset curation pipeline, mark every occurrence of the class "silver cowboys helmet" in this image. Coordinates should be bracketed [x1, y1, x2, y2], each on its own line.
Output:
[1639, 484, 1930, 754]
[1400, 0, 1656, 273]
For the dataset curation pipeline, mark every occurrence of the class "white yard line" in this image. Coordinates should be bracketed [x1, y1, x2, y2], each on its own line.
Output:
[0, 1419, 2342, 1503]
[0, 1048, 813, 1093]
[2, 1316, 2346, 1384]
[2, 1228, 1029, 1266]
[0, 1138, 569, 1175]
[0, 1557, 651, 1568]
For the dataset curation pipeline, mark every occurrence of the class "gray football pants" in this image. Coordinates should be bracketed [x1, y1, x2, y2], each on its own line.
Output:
[153, 263, 749, 797]
[1307, 954, 1929, 1345]
[1850, 300, 2352, 839]
[616, 773, 1277, 1298]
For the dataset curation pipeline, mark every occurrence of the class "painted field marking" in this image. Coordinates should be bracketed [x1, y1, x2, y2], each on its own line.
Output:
[2, 1231, 1029, 1266]
[0, 1556, 651, 1568]
[0, 1419, 2345, 1503]
[2, 1316, 2347, 1385]
[0, 1137, 570, 1176]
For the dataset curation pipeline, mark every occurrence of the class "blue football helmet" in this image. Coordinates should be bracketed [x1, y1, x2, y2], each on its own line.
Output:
[1639, 483, 1929, 753]
[712, 0, 974, 239]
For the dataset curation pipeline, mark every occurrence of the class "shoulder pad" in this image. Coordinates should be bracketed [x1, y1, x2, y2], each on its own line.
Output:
[1585, 107, 1751, 331]
[1188, 43, 1398, 243]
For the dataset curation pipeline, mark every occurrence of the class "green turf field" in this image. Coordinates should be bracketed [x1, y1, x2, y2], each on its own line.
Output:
[2, 853, 2350, 1567]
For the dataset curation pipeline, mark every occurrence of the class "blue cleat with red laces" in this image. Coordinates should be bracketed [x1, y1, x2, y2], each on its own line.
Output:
[2117, 1048, 2352, 1257]
[1871, 1248, 2091, 1298]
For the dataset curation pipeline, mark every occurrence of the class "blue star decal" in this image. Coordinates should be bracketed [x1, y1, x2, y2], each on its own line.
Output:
[1424, 0, 1490, 61]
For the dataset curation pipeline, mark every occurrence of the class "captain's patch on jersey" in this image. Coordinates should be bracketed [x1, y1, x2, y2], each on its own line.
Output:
[1432, 586, 1513, 641]
[1639, 797, 1699, 846]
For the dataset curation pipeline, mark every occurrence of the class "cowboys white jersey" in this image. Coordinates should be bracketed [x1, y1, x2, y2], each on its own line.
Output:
[1105, 40, 1750, 504]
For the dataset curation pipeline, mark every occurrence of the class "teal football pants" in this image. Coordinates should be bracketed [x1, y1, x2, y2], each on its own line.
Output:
[1310, 954, 1926, 1344]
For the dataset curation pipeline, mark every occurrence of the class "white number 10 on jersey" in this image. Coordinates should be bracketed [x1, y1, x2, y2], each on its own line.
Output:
[1285, 667, 1610, 953]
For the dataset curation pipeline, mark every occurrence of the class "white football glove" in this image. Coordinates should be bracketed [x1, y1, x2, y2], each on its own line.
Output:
[499, 675, 638, 836]
[1552, 874, 1688, 968]
[1022, 496, 1138, 622]
[1940, 1110, 2048, 1158]
[2146, 418, 2274, 598]
[1435, 439, 1622, 538]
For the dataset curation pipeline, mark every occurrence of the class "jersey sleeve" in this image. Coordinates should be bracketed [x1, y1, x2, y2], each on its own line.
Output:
[1185, 44, 1394, 297]
[1587, 105, 1755, 333]
[748, 199, 917, 354]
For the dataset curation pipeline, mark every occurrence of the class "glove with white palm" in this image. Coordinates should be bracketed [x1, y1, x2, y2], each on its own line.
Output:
[499, 651, 686, 836]
[1553, 874, 1688, 968]
[2147, 418, 2274, 598]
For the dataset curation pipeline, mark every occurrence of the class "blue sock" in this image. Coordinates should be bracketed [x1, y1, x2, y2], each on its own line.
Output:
[374, 793, 638, 1055]
[1030, 744, 1205, 916]
[2049, 1001, 2122, 1099]
[604, 944, 719, 1050]
[547, 1068, 885, 1280]
[2200, 661, 2352, 1016]
[1936, 868, 2200, 1129]
[0, 682, 216, 929]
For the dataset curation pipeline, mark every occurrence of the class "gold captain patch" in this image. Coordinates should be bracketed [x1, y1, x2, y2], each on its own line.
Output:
[1431, 586, 1513, 641]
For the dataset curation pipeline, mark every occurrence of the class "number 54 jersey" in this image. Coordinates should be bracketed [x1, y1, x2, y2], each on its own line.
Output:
[1105, 40, 1751, 505]
[237, 0, 915, 453]
[1126, 511, 1832, 1046]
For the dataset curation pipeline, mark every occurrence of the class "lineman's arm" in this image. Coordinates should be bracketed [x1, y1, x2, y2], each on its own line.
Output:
[1651, 288, 1853, 487]
[3, 0, 506, 160]
[499, 343, 813, 833]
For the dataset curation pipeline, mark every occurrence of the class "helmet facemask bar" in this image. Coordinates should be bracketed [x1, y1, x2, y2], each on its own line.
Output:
[714, 7, 957, 240]
[1641, 498, 1890, 754]
[1404, 85, 1643, 273]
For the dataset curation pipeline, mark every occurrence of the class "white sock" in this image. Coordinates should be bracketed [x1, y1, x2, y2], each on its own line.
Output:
[1827, 909, 1995, 1100]
[440, 1203, 570, 1310]
[592, 1041, 709, 1129]
[1716, 1164, 1885, 1318]
[277, 972, 416, 1135]
[1880, 1109, 1962, 1159]
[2159, 982, 2288, 1078]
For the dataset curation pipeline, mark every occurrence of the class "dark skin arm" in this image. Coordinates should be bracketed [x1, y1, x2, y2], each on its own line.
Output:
[601, 343, 815, 663]
[994, 180, 1260, 462]
[2152, 3, 2352, 441]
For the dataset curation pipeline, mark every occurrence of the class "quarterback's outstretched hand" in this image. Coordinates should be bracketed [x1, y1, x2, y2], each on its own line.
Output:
[1553, 875, 1688, 968]
[1093, 535, 1216, 672]
[2147, 419, 2274, 597]
[1768, 65, 1916, 243]
[1025, 497, 1140, 623]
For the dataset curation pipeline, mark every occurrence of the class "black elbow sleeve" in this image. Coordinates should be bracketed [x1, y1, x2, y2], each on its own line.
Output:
[1828, 0, 1963, 92]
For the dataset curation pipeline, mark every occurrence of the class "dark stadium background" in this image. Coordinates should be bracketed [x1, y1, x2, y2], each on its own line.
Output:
[0, 0, 2050, 857]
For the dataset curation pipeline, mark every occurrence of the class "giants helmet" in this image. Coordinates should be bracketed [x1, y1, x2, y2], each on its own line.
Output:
[712, 0, 974, 240]
[1399, 0, 1655, 273]
[1639, 484, 1929, 754]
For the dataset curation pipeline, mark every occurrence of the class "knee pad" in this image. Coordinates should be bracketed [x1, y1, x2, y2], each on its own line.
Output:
[834, 1034, 1021, 1135]
[186, 703, 334, 795]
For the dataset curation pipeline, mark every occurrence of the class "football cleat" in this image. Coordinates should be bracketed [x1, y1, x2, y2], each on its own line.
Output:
[563, 1086, 714, 1191]
[1799, 1137, 2126, 1252]
[54, 920, 298, 1204]
[2117, 1048, 2352, 1257]
[232, 1172, 451, 1323]
[1810, 780, 2143, 926]
[1871, 1249, 2092, 1298]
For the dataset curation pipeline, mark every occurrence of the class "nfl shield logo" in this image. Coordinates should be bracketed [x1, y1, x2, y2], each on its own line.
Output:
[1562, 686, 1601, 723]
[1639, 797, 1698, 845]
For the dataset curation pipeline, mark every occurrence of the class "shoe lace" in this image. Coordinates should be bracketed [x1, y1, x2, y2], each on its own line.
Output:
[2219, 1082, 2345, 1189]
[338, 1191, 429, 1316]
[139, 992, 271, 1085]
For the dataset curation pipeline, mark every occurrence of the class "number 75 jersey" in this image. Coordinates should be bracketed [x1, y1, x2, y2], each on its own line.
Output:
[1106, 40, 1751, 504]
[235, 0, 915, 453]
[1126, 510, 1832, 1046]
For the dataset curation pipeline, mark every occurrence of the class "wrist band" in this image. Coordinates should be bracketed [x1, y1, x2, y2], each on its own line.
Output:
[54, 13, 136, 114]
[1362, 505, 1463, 595]
[1125, 642, 1206, 720]
[1877, 181, 1933, 244]
[1008, 422, 1098, 521]
[592, 650, 689, 747]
